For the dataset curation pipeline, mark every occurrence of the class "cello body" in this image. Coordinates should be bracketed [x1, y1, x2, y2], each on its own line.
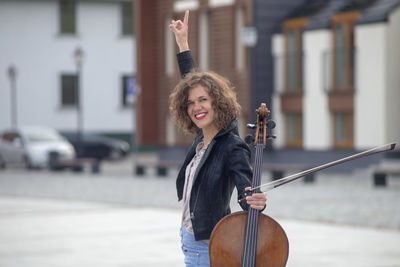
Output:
[209, 211, 289, 267]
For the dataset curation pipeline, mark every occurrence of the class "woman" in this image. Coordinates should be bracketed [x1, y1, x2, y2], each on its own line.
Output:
[169, 11, 267, 267]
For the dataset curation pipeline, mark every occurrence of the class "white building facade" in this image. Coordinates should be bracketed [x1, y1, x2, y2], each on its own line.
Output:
[0, 0, 135, 144]
[355, 10, 400, 148]
[272, 1, 400, 151]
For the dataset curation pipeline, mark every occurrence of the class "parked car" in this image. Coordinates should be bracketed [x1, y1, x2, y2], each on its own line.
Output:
[60, 132, 130, 160]
[0, 126, 76, 169]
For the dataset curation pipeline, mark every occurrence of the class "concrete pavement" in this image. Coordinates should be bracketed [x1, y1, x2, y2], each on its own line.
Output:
[0, 155, 400, 266]
[0, 196, 400, 267]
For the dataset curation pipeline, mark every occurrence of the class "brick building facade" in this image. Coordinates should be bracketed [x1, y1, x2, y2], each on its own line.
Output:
[135, 0, 253, 148]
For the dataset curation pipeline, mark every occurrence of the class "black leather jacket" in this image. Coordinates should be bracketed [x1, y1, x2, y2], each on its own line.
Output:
[176, 119, 252, 240]
[176, 51, 252, 241]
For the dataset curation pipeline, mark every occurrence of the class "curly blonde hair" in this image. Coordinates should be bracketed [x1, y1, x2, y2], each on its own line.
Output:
[169, 70, 241, 134]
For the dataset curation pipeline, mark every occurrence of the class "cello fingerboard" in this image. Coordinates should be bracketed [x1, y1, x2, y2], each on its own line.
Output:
[241, 142, 264, 267]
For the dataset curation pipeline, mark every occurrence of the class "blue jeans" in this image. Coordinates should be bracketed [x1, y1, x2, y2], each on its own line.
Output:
[180, 227, 210, 267]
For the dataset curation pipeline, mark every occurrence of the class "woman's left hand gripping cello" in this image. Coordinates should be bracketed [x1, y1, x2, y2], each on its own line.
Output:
[209, 103, 289, 267]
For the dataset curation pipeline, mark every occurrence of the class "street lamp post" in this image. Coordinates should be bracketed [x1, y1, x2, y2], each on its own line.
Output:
[7, 65, 17, 130]
[74, 47, 84, 153]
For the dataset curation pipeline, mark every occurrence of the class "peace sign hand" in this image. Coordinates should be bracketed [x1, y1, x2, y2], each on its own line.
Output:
[169, 10, 189, 52]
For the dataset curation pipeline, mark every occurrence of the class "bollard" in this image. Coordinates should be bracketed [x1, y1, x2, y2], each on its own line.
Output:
[72, 164, 83, 173]
[374, 172, 387, 187]
[272, 170, 283, 181]
[48, 151, 61, 171]
[91, 160, 101, 173]
[304, 173, 315, 183]
[135, 165, 145, 176]
[157, 165, 168, 176]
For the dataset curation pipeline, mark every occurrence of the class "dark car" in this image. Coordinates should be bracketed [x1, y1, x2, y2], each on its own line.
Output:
[61, 132, 130, 160]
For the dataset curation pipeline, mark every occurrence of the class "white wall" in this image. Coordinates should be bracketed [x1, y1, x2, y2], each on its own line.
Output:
[355, 23, 386, 148]
[385, 7, 400, 146]
[0, 0, 135, 134]
[303, 30, 331, 150]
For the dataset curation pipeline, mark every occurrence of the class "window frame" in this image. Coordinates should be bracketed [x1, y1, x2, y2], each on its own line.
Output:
[234, 6, 246, 71]
[332, 112, 353, 148]
[285, 112, 303, 148]
[282, 17, 308, 93]
[59, 0, 77, 35]
[121, 1, 134, 36]
[60, 74, 79, 107]
[199, 11, 211, 70]
[331, 12, 359, 92]
[121, 74, 136, 108]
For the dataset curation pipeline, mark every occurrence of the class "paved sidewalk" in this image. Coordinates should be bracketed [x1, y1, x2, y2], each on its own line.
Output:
[0, 155, 400, 266]
[0, 196, 399, 267]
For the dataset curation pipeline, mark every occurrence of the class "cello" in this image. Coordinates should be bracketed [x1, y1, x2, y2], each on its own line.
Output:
[209, 103, 289, 267]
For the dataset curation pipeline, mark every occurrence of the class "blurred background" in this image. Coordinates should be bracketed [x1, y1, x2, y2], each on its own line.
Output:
[0, 0, 400, 266]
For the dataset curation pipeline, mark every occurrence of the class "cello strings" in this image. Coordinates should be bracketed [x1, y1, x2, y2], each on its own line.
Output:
[243, 120, 268, 266]
[250, 143, 263, 265]
[243, 142, 263, 266]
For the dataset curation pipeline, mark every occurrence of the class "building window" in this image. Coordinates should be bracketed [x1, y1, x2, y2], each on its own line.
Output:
[199, 11, 211, 70]
[333, 112, 353, 148]
[165, 16, 175, 75]
[122, 75, 136, 107]
[209, 0, 234, 7]
[121, 2, 134, 36]
[287, 29, 297, 91]
[334, 23, 346, 88]
[59, 0, 76, 34]
[235, 6, 245, 71]
[283, 18, 308, 93]
[174, 0, 199, 12]
[330, 12, 358, 149]
[166, 116, 175, 146]
[332, 12, 359, 91]
[281, 18, 307, 149]
[61, 74, 78, 106]
[285, 113, 302, 148]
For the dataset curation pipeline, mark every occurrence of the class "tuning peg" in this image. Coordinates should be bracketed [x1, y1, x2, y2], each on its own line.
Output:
[246, 124, 256, 129]
[266, 120, 276, 129]
[245, 134, 255, 144]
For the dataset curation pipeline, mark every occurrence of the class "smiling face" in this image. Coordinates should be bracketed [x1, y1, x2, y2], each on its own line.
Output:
[187, 85, 218, 134]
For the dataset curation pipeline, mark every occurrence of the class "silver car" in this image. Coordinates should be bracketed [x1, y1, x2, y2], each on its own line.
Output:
[0, 126, 76, 169]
